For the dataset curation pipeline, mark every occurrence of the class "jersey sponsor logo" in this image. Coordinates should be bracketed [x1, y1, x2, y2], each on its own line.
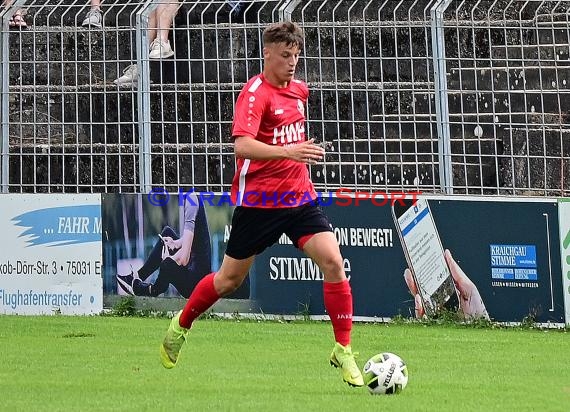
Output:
[297, 99, 304, 115]
[272, 121, 305, 145]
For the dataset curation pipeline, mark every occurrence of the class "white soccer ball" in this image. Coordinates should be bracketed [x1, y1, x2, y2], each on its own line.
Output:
[362, 352, 409, 395]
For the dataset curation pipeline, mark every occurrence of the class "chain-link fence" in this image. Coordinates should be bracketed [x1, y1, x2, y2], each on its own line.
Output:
[441, 0, 570, 195]
[1, 0, 568, 195]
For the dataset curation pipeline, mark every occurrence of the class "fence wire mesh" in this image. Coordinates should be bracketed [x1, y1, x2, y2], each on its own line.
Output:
[0, 0, 568, 195]
[442, 0, 570, 195]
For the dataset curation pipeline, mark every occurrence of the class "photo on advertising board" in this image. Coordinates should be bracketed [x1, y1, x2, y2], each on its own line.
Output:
[392, 197, 461, 318]
[101, 192, 248, 299]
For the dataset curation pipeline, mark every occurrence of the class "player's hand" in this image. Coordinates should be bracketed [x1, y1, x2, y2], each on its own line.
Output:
[287, 138, 325, 164]
[403, 249, 489, 319]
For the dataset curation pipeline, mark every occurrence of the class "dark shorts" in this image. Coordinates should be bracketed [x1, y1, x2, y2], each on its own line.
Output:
[225, 201, 333, 259]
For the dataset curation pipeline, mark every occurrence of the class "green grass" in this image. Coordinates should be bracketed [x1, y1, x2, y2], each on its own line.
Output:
[0, 316, 569, 412]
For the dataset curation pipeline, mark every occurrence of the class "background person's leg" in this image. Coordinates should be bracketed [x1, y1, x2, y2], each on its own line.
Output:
[168, 254, 211, 298]
[134, 256, 180, 296]
[82, 0, 103, 27]
[149, 1, 179, 59]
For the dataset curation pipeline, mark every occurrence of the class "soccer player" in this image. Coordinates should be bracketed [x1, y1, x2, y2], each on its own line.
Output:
[160, 21, 364, 387]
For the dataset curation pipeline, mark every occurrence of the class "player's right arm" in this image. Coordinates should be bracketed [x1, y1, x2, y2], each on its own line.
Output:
[234, 136, 324, 164]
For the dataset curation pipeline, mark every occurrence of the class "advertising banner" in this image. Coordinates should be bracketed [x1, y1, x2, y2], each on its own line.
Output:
[101, 192, 249, 300]
[0, 194, 103, 315]
[558, 198, 570, 325]
[102, 192, 565, 325]
[253, 195, 564, 324]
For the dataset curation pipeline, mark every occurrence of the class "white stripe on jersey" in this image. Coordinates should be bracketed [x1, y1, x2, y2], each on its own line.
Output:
[248, 77, 263, 93]
[237, 159, 251, 206]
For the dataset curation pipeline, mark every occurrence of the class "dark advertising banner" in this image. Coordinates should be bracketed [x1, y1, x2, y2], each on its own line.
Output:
[253, 196, 564, 324]
[102, 193, 565, 324]
[252, 199, 404, 318]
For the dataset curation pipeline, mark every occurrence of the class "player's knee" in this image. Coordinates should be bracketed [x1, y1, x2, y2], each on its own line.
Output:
[318, 255, 344, 277]
[215, 273, 245, 297]
[161, 256, 181, 270]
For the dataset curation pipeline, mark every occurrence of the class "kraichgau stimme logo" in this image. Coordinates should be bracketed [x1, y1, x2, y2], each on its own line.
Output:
[12, 205, 102, 247]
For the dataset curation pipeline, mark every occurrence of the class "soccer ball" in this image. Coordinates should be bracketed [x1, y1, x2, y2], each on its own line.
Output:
[362, 352, 408, 395]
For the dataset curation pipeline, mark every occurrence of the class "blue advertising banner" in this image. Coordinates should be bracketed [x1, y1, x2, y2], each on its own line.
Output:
[424, 198, 562, 323]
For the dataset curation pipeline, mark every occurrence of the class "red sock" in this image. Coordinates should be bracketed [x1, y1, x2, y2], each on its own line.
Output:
[179, 273, 220, 329]
[323, 279, 353, 346]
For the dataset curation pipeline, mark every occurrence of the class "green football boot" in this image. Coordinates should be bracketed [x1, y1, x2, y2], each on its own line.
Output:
[160, 310, 189, 369]
[329, 342, 365, 387]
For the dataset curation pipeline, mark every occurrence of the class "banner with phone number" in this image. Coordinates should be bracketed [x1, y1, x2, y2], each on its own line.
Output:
[0, 194, 103, 315]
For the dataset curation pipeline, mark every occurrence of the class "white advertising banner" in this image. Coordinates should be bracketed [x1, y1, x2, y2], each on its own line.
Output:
[559, 198, 570, 326]
[0, 194, 102, 315]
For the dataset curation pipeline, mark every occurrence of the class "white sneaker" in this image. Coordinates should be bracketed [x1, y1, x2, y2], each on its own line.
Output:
[81, 9, 102, 28]
[149, 39, 174, 59]
[114, 64, 138, 87]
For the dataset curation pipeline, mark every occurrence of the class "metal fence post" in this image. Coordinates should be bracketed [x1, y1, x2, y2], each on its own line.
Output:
[0, 0, 27, 193]
[136, 0, 158, 194]
[0, 5, 7, 193]
[431, 0, 453, 194]
[279, 0, 301, 21]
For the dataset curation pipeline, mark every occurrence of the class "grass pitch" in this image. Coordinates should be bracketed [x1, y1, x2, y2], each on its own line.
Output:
[0, 315, 568, 412]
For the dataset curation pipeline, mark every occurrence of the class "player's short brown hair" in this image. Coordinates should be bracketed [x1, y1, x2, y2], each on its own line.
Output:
[262, 21, 304, 50]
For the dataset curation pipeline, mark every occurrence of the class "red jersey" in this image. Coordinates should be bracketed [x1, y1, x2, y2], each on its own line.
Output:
[231, 73, 317, 208]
